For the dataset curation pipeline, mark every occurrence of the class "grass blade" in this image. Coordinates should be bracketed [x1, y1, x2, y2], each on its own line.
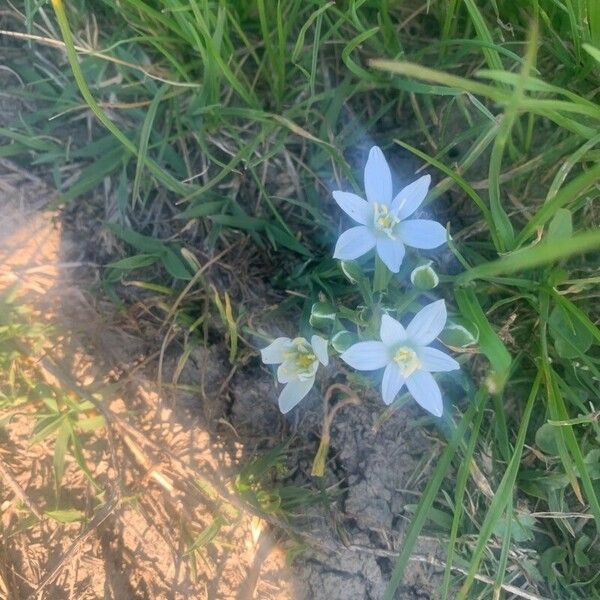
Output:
[456, 371, 541, 599]
[50, 0, 190, 197]
[384, 389, 487, 600]
[456, 229, 600, 284]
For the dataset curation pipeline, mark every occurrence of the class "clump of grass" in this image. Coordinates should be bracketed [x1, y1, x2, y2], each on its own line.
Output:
[3, 0, 600, 597]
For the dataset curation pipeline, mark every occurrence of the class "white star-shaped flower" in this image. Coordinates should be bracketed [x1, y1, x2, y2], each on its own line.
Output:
[340, 300, 459, 416]
[261, 335, 329, 413]
[333, 146, 447, 273]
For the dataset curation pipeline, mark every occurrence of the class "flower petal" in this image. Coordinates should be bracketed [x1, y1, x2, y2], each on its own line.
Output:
[381, 362, 405, 405]
[391, 175, 431, 219]
[376, 238, 405, 273]
[418, 347, 460, 372]
[279, 377, 315, 414]
[364, 146, 392, 205]
[333, 226, 376, 260]
[311, 335, 329, 366]
[277, 359, 296, 383]
[333, 191, 372, 225]
[261, 337, 291, 364]
[380, 313, 406, 347]
[278, 377, 315, 413]
[406, 370, 443, 417]
[399, 219, 447, 249]
[406, 299, 447, 345]
[341, 341, 389, 370]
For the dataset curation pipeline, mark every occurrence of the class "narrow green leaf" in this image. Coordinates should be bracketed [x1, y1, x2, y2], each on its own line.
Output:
[441, 394, 487, 599]
[547, 209, 573, 240]
[185, 516, 225, 554]
[53, 421, 71, 496]
[454, 288, 511, 392]
[457, 229, 600, 283]
[457, 372, 540, 599]
[384, 390, 487, 599]
[517, 162, 600, 244]
[45, 509, 85, 523]
[549, 304, 593, 358]
[132, 84, 169, 206]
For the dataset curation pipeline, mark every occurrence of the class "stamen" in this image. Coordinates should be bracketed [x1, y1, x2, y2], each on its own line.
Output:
[393, 346, 421, 378]
[373, 202, 400, 239]
[296, 352, 316, 370]
[282, 337, 318, 379]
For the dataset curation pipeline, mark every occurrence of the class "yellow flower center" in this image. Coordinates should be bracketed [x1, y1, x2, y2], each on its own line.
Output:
[281, 338, 319, 380]
[296, 351, 316, 370]
[393, 346, 421, 378]
[373, 202, 400, 239]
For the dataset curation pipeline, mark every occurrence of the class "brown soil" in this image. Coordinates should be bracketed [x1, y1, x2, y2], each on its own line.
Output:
[0, 158, 444, 600]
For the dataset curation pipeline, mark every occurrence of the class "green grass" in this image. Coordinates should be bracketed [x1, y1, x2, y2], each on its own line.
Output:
[3, 0, 600, 597]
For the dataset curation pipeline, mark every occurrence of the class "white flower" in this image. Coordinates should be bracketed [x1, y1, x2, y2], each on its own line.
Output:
[333, 146, 447, 273]
[261, 335, 329, 413]
[340, 299, 459, 417]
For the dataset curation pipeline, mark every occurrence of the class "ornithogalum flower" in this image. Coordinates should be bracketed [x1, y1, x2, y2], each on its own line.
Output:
[261, 335, 329, 413]
[340, 299, 459, 417]
[333, 146, 447, 273]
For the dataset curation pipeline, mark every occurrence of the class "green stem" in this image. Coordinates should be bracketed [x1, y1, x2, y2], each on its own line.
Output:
[373, 255, 392, 294]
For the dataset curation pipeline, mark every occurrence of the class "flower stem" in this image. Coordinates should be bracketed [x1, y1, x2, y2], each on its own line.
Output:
[373, 255, 392, 294]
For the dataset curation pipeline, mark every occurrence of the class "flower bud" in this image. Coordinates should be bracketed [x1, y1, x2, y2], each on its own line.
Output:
[439, 320, 479, 348]
[309, 301, 336, 329]
[410, 261, 439, 290]
[331, 330, 354, 353]
[340, 260, 364, 285]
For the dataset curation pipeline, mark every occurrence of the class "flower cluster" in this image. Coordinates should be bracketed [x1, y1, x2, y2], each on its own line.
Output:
[261, 146, 460, 417]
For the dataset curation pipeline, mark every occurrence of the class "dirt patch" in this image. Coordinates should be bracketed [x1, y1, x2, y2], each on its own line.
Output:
[228, 365, 445, 599]
[0, 158, 445, 599]
[0, 170, 293, 600]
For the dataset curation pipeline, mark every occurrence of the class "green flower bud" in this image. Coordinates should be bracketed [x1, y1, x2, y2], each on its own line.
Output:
[309, 301, 336, 329]
[340, 260, 364, 285]
[439, 320, 479, 348]
[331, 330, 354, 353]
[410, 261, 439, 290]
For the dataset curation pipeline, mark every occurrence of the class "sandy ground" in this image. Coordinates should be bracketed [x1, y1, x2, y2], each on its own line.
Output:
[0, 159, 444, 599]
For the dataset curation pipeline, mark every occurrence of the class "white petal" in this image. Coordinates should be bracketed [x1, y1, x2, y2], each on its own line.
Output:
[341, 341, 389, 371]
[376, 238, 405, 273]
[418, 347, 459, 372]
[278, 377, 315, 413]
[406, 370, 443, 417]
[333, 191, 372, 225]
[261, 337, 291, 364]
[380, 313, 407, 347]
[364, 146, 392, 205]
[277, 359, 297, 383]
[391, 175, 431, 219]
[333, 226, 376, 260]
[311, 335, 329, 366]
[406, 299, 447, 346]
[381, 363, 405, 405]
[399, 219, 447, 249]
